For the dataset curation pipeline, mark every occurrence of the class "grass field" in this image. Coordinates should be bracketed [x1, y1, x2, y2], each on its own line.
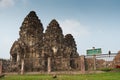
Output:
[1, 72, 120, 80]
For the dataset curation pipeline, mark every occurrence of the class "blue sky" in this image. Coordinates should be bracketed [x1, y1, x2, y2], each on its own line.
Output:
[0, 0, 120, 59]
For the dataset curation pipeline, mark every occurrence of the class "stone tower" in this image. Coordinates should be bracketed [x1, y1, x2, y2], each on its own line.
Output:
[64, 34, 79, 69]
[19, 11, 44, 58]
[64, 34, 78, 58]
[43, 19, 64, 57]
[10, 11, 79, 72]
[10, 11, 44, 72]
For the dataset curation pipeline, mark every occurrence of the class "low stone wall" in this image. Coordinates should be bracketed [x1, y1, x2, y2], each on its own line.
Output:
[0, 59, 11, 73]
[0, 54, 117, 74]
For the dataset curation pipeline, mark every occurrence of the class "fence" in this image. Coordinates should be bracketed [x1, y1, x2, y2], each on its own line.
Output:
[85, 53, 117, 71]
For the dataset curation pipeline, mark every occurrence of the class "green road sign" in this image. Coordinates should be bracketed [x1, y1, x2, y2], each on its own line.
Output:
[87, 48, 102, 55]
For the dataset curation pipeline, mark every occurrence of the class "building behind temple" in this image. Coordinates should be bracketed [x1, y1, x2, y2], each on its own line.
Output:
[10, 11, 80, 72]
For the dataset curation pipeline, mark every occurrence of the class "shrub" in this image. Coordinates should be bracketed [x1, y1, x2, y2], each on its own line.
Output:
[112, 68, 120, 72]
[100, 68, 113, 72]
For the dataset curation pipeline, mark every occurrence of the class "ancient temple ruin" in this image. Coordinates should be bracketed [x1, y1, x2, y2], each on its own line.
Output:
[10, 11, 79, 72]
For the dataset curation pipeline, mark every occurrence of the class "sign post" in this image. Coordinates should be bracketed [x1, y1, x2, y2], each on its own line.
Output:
[86, 48, 102, 70]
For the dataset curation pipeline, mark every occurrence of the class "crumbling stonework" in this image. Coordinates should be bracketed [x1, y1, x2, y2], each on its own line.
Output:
[85, 57, 113, 70]
[113, 51, 120, 67]
[0, 59, 11, 73]
[10, 11, 79, 72]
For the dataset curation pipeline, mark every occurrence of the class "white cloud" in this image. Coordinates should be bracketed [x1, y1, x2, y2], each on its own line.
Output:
[59, 19, 90, 55]
[21, 0, 28, 5]
[59, 19, 90, 37]
[0, 0, 15, 8]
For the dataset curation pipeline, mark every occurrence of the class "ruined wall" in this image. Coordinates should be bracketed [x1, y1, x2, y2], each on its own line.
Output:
[113, 51, 120, 68]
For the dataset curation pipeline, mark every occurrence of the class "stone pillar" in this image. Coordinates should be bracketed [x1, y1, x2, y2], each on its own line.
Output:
[0, 61, 2, 74]
[80, 55, 85, 74]
[47, 57, 51, 73]
[93, 55, 96, 70]
[21, 59, 24, 74]
[17, 53, 20, 63]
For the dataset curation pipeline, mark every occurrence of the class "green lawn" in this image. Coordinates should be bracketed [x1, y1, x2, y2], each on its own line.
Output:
[1, 72, 120, 80]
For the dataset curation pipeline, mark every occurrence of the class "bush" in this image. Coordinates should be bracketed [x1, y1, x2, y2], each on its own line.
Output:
[100, 68, 113, 72]
[112, 68, 120, 72]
